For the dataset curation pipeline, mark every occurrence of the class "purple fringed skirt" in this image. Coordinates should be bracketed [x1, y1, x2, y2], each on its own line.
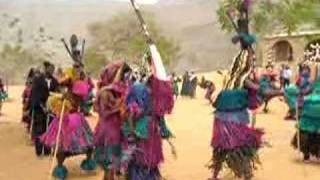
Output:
[128, 161, 161, 180]
[247, 88, 263, 111]
[211, 118, 263, 149]
[136, 118, 163, 168]
[151, 77, 174, 116]
[41, 112, 94, 154]
[94, 115, 122, 146]
[93, 114, 123, 170]
[128, 118, 163, 180]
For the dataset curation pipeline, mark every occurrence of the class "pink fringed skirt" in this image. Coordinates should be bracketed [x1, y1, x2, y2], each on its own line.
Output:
[41, 112, 94, 154]
[135, 118, 164, 168]
[211, 118, 263, 150]
[93, 115, 123, 170]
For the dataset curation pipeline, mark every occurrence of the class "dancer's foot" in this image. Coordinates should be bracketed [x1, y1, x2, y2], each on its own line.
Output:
[80, 158, 97, 171]
[53, 165, 68, 180]
[263, 108, 269, 113]
[303, 154, 311, 162]
[284, 115, 296, 121]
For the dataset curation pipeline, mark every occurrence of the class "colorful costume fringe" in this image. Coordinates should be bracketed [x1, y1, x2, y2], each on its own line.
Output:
[247, 71, 262, 110]
[0, 91, 7, 101]
[284, 73, 312, 119]
[40, 69, 96, 179]
[292, 80, 320, 159]
[123, 78, 174, 180]
[210, 89, 263, 179]
[41, 112, 94, 154]
[94, 81, 128, 171]
[284, 84, 300, 113]
[41, 79, 94, 153]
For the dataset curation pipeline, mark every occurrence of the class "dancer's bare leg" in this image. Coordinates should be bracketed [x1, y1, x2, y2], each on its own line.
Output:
[57, 151, 66, 167]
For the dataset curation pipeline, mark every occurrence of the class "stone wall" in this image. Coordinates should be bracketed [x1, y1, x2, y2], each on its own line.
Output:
[259, 35, 308, 66]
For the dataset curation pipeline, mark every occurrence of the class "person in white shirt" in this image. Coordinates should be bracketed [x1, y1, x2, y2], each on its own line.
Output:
[283, 65, 292, 88]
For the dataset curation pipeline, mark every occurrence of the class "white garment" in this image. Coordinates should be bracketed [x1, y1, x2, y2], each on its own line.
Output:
[283, 69, 292, 79]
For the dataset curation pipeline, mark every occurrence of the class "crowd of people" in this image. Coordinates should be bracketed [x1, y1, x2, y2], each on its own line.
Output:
[18, 34, 175, 180]
[180, 71, 198, 98]
[1, 0, 320, 180]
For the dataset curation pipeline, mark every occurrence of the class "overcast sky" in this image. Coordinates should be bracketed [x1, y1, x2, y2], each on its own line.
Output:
[0, 0, 159, 4]
[111, 0, 158, 4]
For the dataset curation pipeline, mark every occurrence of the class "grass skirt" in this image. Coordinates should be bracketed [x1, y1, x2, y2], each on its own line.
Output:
[94, 114, 123, 171]
[133, 118, 164, 168]
[284, 84, 300, 111]
[41, 112, 94, 154]
[121, 116, 164, 179]
[209, 118, 263, 178]
[127, 161, 161, 180]
[292, 130, 320, 158]
[0, 91, 8, 101]
[291, 93, 320, 158]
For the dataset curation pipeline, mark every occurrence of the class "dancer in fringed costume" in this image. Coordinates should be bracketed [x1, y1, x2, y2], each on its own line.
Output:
[41, 35, 96, 179]
[247, 66, 262, 111]
[121, 1, 175, 179]
[122, 57, 175, 180]
[80, 72, 95, 116]
[291, 61, 320, 161]
[209, 51, 264, 180]
[260, 64, 280, 113]
[284, 64, 312, 120]
[93, 61, 131, 180]
[208, 1, 282, 179]
[247, 65, 282, 116]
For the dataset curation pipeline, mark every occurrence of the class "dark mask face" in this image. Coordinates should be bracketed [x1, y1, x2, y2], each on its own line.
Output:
[70, 34, 78, 48]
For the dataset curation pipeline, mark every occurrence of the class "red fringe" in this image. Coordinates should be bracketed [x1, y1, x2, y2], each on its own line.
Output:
[151, 77, 174, 116]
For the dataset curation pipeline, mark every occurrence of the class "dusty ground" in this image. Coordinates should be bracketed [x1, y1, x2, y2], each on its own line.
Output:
[0, 72, 320, 180]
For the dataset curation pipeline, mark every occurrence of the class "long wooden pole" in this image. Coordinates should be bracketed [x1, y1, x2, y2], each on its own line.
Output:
[129, 0, 168, 80]
[129, 0, 152, 41]
[30, 109, 35, 140]
[48, 99, 66, 180]
[296, 99, 301, 158]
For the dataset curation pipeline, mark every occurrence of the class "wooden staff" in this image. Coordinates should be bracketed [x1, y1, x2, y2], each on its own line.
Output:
[129, 0, 168, 80]
[81, 39, 86, 61]
[61, 38, 73, 60]
[48, 99, 66, 180]
[296, 99, 301, 158]
[29, 109, 35, 140]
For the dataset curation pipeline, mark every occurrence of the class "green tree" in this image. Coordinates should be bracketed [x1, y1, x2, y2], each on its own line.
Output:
[84, 47, 107, 77]
[0, 44, 44, 83]
[85, 11, 180, 75]
[217, 0, 320, 35]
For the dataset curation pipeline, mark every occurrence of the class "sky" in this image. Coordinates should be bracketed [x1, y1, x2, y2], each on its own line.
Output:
[113, 0, 159, 4]
[0, 0, 159, 4]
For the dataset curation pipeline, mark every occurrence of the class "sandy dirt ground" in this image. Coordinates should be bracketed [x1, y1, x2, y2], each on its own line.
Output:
[0, 72, 320, 180]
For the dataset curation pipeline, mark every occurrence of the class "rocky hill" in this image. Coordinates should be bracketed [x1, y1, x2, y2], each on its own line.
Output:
[0, 0, 238, 72]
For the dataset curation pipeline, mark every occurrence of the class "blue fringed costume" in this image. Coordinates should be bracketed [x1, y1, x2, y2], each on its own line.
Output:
[292, 78, 320, 160]
[122, 79, 174, 180]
